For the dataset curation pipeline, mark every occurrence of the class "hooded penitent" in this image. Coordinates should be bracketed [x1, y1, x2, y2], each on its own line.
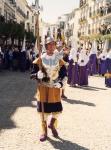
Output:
[68, 41, 79, 86]
[89, 40, 98, 75]
[99, 40, 109, 75]
[105, 50, 111, 87]
[100, 39, 109, 60]
[34, 39, 39, 55]
[78, 49, 89, 67]
[68, 41, 78, 85]
[90, 40, 97, 55]
[21, 37, 26, 52]
[69, 41, 78, 61]
[78, 45, 89, 86]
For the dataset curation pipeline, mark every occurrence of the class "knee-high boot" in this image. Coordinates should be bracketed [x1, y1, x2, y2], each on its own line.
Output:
[48, 115, 58, 137]
[40, 121, 47, 142]
[39, 114, 48, 142]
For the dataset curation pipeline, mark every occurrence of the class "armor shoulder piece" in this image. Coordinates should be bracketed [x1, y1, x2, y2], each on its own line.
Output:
[33, 58, 42, 66]
[59, 59, 66, 67]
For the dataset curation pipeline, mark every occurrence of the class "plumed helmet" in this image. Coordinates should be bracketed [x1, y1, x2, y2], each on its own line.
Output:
[45, 37, 55, 45]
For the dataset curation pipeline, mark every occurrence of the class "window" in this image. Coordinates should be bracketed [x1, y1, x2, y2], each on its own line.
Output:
[32, 16, 34, 23]
[27, 11, 29, 19]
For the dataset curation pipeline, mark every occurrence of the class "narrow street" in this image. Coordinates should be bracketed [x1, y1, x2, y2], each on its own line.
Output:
[0, 71, 111, 150]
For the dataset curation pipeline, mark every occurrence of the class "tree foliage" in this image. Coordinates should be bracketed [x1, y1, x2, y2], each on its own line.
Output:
[0, 20, 35, 44]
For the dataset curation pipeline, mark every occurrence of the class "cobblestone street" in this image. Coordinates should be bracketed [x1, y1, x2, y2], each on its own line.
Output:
[0, 71, 111, 150]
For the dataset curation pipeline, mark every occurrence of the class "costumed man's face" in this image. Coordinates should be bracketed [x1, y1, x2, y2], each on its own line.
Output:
[57, 46, 63, 52]
[46, 42, 55, 55]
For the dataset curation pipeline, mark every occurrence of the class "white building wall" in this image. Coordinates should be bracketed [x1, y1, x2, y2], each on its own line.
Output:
[67, 9, 80, 43]
[79, 0, 111, 39]
[16, 0, 27, 23]
[0, 0, 4, 16]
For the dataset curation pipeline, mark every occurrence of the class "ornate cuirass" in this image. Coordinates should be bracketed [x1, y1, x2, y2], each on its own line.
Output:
[41, 53, 60, 83]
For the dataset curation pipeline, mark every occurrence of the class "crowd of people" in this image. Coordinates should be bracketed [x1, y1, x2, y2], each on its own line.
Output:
[99, 2, 111, 16]
[0, 44, 38, 72]
[67, 40, 111, 88]
[0, 38, 111, 89]
[99, 23, 111, 35]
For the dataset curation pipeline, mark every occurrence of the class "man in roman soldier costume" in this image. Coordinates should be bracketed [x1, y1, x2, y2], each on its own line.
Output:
[31, 37, 67, 142]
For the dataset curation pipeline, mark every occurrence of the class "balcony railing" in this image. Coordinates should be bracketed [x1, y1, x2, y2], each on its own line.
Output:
[79, 17, 87, 24]
[89, 6, 111, 19]
[80, 0, 87, 8]
[99, 24, 111, 35]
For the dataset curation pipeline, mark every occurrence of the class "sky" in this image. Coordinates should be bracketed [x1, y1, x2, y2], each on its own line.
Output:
[27, 0, 79, 23]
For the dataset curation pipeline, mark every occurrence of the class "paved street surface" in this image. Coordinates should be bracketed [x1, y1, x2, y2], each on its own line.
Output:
[0, 71, 111, 150]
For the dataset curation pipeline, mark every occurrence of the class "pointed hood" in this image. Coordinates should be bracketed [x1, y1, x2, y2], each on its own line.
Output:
[82, 43, 86, 51]
[90, 40, 97, 55]
[69, 41, 78, 60]
[34, 39, 39, 55]
[78, 50, 89, 66]
[21, 37, 26, 52]
[107, 50, 111, 59]
[0, 46, 2, 53]
[100, 40, 109, 60]
[103, 39, 109, 53]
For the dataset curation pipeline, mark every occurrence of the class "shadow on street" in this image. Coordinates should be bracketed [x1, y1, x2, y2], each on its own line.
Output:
[0, 71, 37, 131]
[63, 98, 96, 107]
[71, 85, 107, 91]
[47, 137, 89, 150]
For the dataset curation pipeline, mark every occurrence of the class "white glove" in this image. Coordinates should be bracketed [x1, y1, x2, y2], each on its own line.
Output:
[37, 70, 44, 79]
[54, 82, 62, 88]
[66, 63, 69, 67]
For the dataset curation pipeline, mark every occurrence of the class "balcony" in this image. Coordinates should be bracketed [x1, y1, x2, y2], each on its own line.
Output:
[79, 17, 87, 25]
[8, 0, 16, 5]
[99, 24, 111, 35]
[89, 6, 111, 19]
[16, 6, 27, 19]
[80, 0, 87, 8]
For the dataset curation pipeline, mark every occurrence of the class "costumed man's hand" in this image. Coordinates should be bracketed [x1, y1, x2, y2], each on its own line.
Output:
[65, 62, 69, 67]
[37, 70, 44, 79]
[30, 73, 37, 80]
[54, 82, 62, 88]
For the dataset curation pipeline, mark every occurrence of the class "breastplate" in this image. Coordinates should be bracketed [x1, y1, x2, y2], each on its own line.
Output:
[41, 54, 60, 83]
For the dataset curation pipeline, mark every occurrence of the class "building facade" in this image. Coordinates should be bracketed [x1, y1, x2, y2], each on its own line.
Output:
[0, 0, 40, 41]
[15, 0, 27, 24]
[67, 8, 80, 45]
[25, 5, 37, 36]
[0, 0, 4, 16]
[0, 0, 16, 22]
[78, 0, 111, 43]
